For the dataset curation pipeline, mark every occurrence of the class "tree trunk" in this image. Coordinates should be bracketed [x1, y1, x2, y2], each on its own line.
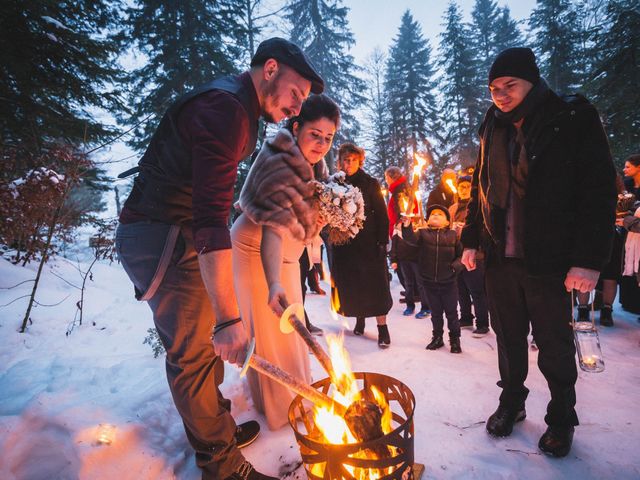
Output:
[20, 204, 61, 333]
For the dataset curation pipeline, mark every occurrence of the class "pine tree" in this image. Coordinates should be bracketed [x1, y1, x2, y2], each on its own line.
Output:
[574, 0, 609, 89]
[493, 6, 524, 55]
[585, 0, 640, 164]
[286, 0, 365, 156]
[238, 0, 291, 60]
[361, 48, 392, 179]
[529, 0, 582, 93]
[470, 0, 499, 75]
[438, 1, 482, 167]
[0, 0, 124, 161]
[120, 0, 246, 151]
[469, 0, 502, 130]
[385, 10, 441, 174]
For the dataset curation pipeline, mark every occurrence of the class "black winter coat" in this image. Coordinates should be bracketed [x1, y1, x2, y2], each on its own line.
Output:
[403, 226, 462, 283]
[461, 90, 616, 275]
[390, 233, 418, 263]
[330, 169, 392, 317]
[427, 183, 455, 209]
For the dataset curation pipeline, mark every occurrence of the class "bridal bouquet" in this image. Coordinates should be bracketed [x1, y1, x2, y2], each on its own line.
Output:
[617, 191, 637, 217]
[312, 171, 366, 245]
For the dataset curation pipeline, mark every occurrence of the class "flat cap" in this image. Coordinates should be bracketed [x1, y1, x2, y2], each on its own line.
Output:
[251, 37, 324, 94]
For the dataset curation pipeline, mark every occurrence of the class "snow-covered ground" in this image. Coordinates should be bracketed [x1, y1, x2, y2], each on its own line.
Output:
[1, 255, 639, 480]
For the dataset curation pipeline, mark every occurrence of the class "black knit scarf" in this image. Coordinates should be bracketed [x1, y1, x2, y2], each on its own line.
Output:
[484, 79, 550, 209]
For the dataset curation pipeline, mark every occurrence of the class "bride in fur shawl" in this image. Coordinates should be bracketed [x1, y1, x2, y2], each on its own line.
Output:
[231, 94, 340, 430]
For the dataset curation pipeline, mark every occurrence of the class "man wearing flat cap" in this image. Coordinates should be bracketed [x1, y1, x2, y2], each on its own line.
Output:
[115, 38, 323, 480]
[461, 47, 616, 457]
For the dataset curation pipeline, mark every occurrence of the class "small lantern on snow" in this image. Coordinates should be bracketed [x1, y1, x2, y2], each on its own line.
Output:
[96, 423, 116, 445]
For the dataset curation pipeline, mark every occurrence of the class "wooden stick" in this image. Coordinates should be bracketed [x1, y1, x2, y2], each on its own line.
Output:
[248, 353, 347, 416]
[287, 313, 339, 386]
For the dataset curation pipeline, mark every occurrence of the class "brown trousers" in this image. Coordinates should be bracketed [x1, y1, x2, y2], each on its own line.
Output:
[116, 221, 244, 479]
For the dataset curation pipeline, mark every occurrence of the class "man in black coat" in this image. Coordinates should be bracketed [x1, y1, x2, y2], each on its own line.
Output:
[461, 48, 616, 457]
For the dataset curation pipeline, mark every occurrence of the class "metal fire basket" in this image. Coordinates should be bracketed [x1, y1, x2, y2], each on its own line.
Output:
[288, 372, 415, 480]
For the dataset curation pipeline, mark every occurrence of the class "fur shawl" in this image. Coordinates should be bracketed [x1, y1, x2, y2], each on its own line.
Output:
[239, 128, 320, 242]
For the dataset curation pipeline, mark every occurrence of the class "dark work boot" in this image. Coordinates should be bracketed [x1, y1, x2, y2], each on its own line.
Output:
[486, 405, 526, 437]
[538, 425, 575, 457]
[377, 324, 391, 348]
[450, 336, 462, 354]
[353, 317, 365, 336]
[426, 335, 444, 350]
[224, 460, 278, 480]
[599, 304, 614, 327]
[235, 420, 260, 448]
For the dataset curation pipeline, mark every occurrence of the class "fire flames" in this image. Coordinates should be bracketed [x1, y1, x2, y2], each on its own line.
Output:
[445, 178, 457, 194]
[412, 153, 428, 180]
[310, 334, 395, 479]
[401, 197, 409, 214]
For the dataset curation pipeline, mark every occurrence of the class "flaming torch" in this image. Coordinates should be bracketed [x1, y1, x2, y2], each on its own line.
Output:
[445, 178, 457, 195]
[405, 153, 429, 219]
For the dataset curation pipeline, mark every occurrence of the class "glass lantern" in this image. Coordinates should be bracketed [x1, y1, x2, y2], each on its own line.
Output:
[572, 293, 605, 373]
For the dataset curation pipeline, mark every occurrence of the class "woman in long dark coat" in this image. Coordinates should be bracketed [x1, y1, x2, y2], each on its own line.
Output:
[329, 142, 393, 347]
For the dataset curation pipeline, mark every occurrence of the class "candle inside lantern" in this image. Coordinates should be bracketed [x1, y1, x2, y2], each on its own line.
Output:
[582, 355, 598, 369]
[96, 423, 116, 445]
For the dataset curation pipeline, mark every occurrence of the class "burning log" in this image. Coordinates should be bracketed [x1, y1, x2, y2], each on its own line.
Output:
[344, 399, 384, 442]
[344, 399, 391, 459]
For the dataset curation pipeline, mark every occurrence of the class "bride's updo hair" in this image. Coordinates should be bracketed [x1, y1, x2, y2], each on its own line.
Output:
[285, 94, 341, 133]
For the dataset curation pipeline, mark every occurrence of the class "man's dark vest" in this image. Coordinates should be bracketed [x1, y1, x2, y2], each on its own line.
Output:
[122, 75, 260, 225]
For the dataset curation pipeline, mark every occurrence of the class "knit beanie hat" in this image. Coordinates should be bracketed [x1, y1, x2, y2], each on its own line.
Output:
[426, 204, 451, 223]
[488, 47, 540, 85]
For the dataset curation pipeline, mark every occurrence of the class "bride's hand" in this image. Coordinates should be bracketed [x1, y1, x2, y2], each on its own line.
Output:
[268, 282, 289, 317]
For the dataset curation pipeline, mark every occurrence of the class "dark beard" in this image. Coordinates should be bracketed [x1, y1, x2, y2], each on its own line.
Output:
[261, 71, 285, 123]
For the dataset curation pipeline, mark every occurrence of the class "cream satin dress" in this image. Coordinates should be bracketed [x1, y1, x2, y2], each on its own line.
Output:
[231, 213, 311, 430]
